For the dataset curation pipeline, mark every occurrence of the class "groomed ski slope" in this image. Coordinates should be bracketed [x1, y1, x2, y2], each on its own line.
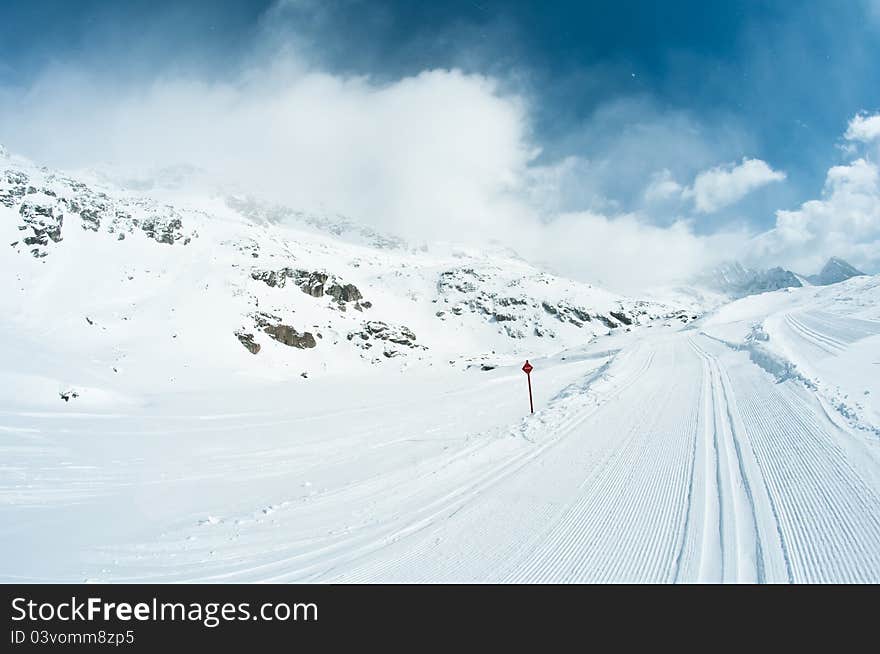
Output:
[3, 282, 880, 583]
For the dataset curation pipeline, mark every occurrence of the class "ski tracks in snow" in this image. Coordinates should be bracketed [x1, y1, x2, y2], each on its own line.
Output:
[6, 324, 880, 582]
[329, 332, 880, 583]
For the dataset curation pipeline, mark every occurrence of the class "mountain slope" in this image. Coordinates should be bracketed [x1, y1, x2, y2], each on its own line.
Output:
[806, 256, 865, 286]
[3, 148, 880, 583]
[3, 276, 879, 583]
[1, 149, 688, 408]
[698, 256, 866, 299]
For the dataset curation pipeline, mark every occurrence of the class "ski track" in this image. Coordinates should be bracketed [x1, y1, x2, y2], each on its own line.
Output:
[4, 319, 880, 582]
[783, 309, 880, 358]
[321, 331, 880, 583]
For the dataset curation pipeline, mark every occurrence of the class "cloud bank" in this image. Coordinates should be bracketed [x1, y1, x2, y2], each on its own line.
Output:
[1, 56, 758, 291]
[683, 158, 786, 214]
[845, 112, 880, 143]
[755, 157, 880, 274]
[0, 2, 877, 289]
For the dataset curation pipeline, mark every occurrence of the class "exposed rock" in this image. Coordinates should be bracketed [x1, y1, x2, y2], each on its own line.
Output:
[18, 200, 63, 255]
[4, 165, 197, 254]
[141, 215, 186, 245]
[59, 390, 79, 402]
[250, 267, 299, 288]
[234, 331, 261, 355]
[265, 324, 316, 349]
[347, 320, 421, 354]
[326, 282, 362, 303]
[298, 271, 328, 297]
[503, 325, 525, 338]
[252, 313, 316, 349]
[79, 208, 101, 232]
[251, 267, 365, 306]
[610, 310, 632, 326]
[0, 171, 28, 207]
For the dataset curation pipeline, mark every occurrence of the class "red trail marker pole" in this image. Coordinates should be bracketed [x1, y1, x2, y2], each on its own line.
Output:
[522, 360, 534, 414]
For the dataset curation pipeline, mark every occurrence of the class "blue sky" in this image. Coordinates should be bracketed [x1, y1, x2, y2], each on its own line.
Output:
[2, 1, 879, 284]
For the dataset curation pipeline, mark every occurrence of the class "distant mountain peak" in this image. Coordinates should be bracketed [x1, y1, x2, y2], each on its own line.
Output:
[807, 257, 865, 286]
[698, 260, 802, 298]
[699, 256, 867, 299]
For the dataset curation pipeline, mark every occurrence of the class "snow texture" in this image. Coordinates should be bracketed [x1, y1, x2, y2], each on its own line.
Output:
[2, 151, 880, 583]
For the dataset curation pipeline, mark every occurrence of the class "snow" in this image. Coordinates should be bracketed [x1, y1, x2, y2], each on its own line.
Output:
[3, 151, 880, 582]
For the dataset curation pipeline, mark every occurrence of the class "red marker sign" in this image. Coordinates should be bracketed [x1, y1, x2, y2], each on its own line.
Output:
[522, 360, 534, 414]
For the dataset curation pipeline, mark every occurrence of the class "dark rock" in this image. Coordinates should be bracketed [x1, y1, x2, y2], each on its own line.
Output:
[259, 321, 316, 349]
[299, 271, 328, 297]
[348, 320, 420, 352]
[79, 209, 101, 232]
[19, 201, 63, 246]
[249, 313, 317, 350]
[326, 282, 362, 303]
[251, 267, 299, 288]
[610, 310, 632, 325]
[235, 331, 261, 354]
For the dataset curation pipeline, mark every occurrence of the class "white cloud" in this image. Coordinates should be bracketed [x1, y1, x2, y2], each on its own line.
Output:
[0, 64, 536, 243]
[0, 58, 745, 291]
[523, 211, 745, 292]
[845, 111, 880, 143]
[754, 158, 880, 273]
[643, 169, 684, 204]
[684, 158, 786, 213]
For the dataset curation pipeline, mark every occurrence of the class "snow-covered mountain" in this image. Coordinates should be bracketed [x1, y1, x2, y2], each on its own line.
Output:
[698, 256, 864, 299]
[4, 145, 880, 584]
[1, 147, 692, 408]
[699, 261, 804, 297]
[806, 256, 865, 286]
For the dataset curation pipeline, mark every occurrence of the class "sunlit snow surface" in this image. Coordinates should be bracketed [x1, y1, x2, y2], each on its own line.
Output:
[2, 151, 880, 582]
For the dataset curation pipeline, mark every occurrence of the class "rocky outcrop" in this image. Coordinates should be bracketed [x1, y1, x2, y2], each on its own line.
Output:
[250, 268, 299, 288]
[610, 310, 632, 326]
[18, 199, 63, 257]
[251, 267, 365, 305]
[1, 170, 28, 207]
[253, 313, 316, 349]
[234, 331, 261, 355]
[264, 324, 316, 349]
[3, 164, 197, 254]
[298, 271, 329, 297]
[347, 320, 422, 357]
[326, 282, 362, 303]
[139, 215, 186, 245]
